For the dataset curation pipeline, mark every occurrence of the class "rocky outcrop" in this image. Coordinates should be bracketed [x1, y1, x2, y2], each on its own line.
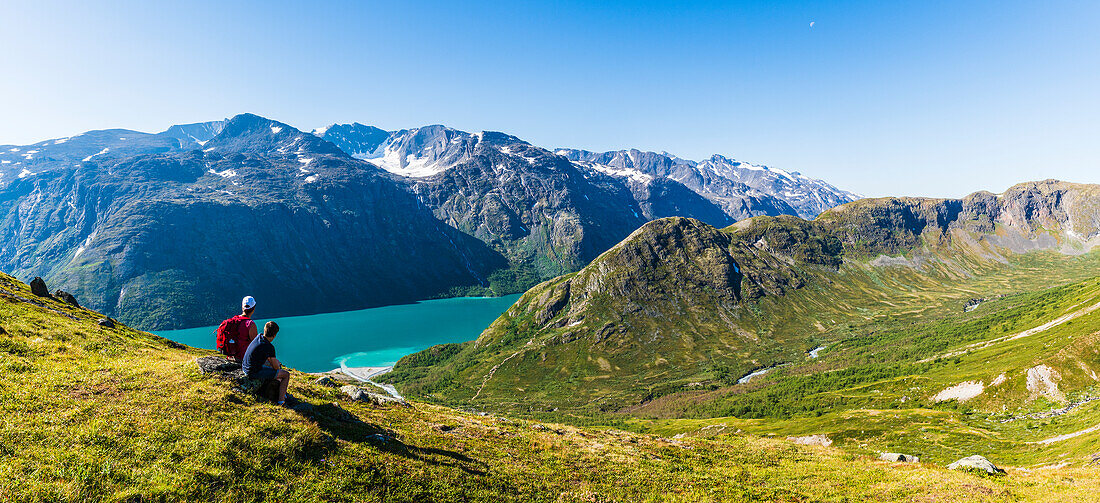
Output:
[947, 455, 1005, 475]
[1026, 364, 1065, 402]
[818, 180, 1100, 256]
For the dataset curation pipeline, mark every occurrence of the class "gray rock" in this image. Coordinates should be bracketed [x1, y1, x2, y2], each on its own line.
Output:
[339, 384, 406, 405]
[948, 455, 1005, 475]
[787, 434, 833, 447]
[313, 376, 339, 387]
[879, 452, 920, 463]
[97, 318, 115, 328]
[195, 357, 283, 401]
[30, 277, 50, 297]
[53, 290, 80, 307]
[196, 356, 242, 376]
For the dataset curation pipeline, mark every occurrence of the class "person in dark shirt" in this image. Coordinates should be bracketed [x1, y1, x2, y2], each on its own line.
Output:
[242, 321, 291, 405]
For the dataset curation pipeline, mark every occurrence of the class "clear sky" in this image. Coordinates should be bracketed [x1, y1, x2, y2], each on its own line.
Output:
[1, 1, 1097, 197]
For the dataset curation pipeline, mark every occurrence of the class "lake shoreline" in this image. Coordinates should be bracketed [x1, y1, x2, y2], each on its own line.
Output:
[153, 294, 520, 372]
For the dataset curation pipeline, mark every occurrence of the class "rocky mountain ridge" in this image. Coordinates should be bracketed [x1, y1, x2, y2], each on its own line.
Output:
[316, 123, 857, 221]
[0, 113, 859, 329]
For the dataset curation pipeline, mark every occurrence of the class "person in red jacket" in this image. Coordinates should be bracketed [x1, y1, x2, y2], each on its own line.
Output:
[216, 296, 259, 362]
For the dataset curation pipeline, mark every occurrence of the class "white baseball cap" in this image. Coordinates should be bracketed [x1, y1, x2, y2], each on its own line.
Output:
[242, 296, 256, 310]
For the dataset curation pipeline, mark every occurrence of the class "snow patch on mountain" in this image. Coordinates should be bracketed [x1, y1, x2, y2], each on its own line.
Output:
[82, 148, 109, 162]
[582, 162, 654, 184]
[208, 168, 237, 178]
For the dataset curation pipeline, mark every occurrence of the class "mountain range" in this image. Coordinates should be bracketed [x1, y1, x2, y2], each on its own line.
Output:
[0, 114, 856, 329]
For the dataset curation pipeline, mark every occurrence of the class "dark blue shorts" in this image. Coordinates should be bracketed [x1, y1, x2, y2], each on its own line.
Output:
[248, 367, 278, 381]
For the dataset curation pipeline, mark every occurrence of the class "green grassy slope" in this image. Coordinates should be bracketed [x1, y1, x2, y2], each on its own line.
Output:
[8, 272, 1098, 502]
[383, 181, 1100, 472]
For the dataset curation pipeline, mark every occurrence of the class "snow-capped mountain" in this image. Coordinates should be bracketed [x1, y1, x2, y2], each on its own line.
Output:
[556, 149, 858, 219]
[315, 123, 858, 220]
[311, 122, 388, 158]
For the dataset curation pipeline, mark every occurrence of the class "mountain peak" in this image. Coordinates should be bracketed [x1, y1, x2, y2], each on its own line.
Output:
[314, 123, 390, 157]
[203, 113, 345, 157]
[160, 120, 226, 146]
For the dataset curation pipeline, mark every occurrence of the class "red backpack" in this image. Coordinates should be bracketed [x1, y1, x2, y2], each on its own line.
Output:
[216, 315, 252, 360]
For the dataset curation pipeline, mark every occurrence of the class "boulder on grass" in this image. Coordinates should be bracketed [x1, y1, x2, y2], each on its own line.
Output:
[340, 384, 406, 406]
[195, 356, 280, 401]
[948, 455, 1005, 475]
[30, 277, 50, 297]
[879, 452, 920, 463]
[786, 434, 833, 447]
[53, 290, 80, 307]
[97, 318, 115, 328]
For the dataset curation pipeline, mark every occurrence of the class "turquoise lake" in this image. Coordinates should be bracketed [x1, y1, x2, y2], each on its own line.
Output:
[154, 294, 521, 373]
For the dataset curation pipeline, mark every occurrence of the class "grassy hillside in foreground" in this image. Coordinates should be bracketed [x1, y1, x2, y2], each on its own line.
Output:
[5, 273, 1100, 501]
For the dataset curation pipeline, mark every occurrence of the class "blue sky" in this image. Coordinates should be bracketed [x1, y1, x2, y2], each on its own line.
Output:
[1, 0, 1097, 197]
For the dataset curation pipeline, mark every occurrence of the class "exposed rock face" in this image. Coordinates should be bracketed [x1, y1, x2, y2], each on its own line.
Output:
[566, 217, 744, 306]
[932, 381, 985, 403]
[29, 277, 49, 297]
[97, 318, 115, 328]
[1026, 364, 1065, 402]
[819, 180, 1100, 256]
[948, 455, 1005, 475]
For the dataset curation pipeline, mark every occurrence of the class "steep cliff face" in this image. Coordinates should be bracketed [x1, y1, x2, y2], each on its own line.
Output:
[818, 180, 1100, 256]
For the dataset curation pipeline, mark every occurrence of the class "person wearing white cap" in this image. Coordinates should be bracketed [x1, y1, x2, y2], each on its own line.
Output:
[215, 295, 260, 362]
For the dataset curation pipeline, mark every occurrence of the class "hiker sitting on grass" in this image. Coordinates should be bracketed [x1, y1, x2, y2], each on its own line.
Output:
[242, 321, 291, 406]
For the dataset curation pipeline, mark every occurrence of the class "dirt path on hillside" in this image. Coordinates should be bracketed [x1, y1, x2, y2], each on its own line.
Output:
[1031, 423, 1100, 444]
[472, 339, 534, 400]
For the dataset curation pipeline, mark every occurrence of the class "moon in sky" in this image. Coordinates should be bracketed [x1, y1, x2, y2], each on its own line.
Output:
[810, 21, 815, 28]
